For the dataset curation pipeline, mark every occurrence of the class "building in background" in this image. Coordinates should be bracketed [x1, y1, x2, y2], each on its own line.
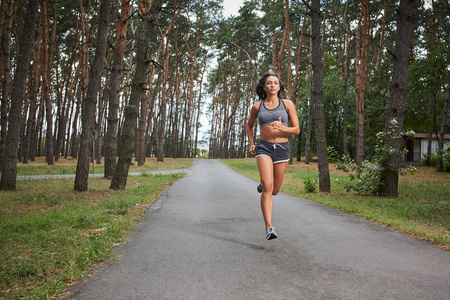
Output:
[403, 133, 450, 163]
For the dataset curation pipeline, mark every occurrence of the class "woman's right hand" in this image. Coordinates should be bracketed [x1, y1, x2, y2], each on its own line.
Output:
[249, 144, 256, 156]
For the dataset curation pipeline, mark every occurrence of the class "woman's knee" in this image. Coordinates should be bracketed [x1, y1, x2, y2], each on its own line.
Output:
[262, 182, 274, 194]
[272, 181, 282, 195]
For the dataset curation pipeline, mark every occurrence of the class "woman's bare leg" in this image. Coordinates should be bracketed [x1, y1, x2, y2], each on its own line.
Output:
[272, 162, 288, 195]
[257, 156, 274, 229]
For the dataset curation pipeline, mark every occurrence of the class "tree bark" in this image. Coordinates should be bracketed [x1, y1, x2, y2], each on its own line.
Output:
[111, 0, 164, 189]
[70, 88, 82, 158]
[169, 23, 180, 158]
[437, 75, 450, 171]
[293, 7, 307, 106]
[276, 0, 290, 79]
[375, 0, 387, 70]
[23, 13, 43, 164]
[104, 0, 131, 176]
[156, 12, 176, 162]
[342, 0, 350, 156]
[0, 0, 40, 190]
[378, 0, 415, 197]
[311, 0, 330, 192]
[194, 58, 207, 157]
[74, 0, 111, 191]
[40, 0, 54, 165]
[356, 0, 369, 165]
[48, 0, 58, 160]
[62, 42, 81, 160]
[183, 14, 201, 158]
[0, 0, 14, 170]
[156, 7, 176, 162]
[304, 35, 313, 165]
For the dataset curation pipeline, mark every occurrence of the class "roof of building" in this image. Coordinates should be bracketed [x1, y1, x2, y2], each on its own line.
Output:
[412, 133, 450, 139]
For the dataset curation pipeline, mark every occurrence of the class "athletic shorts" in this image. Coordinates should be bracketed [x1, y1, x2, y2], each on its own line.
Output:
[255, 141, 290, 164]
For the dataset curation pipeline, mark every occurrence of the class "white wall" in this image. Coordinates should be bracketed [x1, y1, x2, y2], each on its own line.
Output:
[421, 139, 450, 157]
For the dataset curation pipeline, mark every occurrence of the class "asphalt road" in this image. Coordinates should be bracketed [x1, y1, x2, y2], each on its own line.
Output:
[66, 159, 450, 300]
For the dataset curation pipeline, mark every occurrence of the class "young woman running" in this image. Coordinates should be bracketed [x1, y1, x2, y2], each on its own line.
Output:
[246, 73, 300, 240]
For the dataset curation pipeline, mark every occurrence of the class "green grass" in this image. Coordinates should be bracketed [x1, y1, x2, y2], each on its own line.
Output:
[0, 172, 185, 299]
[221, 158, 450, 249]
[14, 157, 193, 176]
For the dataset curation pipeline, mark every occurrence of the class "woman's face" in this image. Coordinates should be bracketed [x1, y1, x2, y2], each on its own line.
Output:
[264, 75, 280, 97]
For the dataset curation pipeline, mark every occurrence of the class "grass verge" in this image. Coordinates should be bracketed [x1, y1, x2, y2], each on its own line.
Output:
[14, 157, 193, 176]
[221, 158, 450, 250]
[0, 172, 185, 299]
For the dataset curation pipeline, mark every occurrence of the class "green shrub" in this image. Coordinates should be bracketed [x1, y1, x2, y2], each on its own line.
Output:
[303, 175, 318, 193]
[441, 146, 450, 172]
[421, 153, 438, 167]
[329, 119, 416, 195]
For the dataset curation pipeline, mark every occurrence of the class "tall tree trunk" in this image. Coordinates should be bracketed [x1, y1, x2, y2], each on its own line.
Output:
[356, 0, 369, 165]
[62, 44, 81, 160]
[342, 0, 350, 156]
[34, 91, 45, 158]
[169, 24, 180, 158]
[74, 0, 111, 191]
[283, 0, 295, 164]
[71, 8, 90, 160]
[142, 15, 166, 164]
[271, 29, 278, 71]
[320, 0, 329, 67]
[426, 1, 439, 162]
[23, 18, 43, 164]
[375, 0, 387, 70]
[183, 14, 201, 158]
[220, 70, 229, 158]
[70, 88, 82, 158]
[354, 10, 362, 162]
[276, 0, 290, 79]
[48, 0, 57, 160]
[0, 0, 40, 190]
[437, 75, 450, 171]
[95, 84, 107, 164]
[156, 1, 178, 162]
[311, 0, 330, 192]
[40, 0, 54, 165]
[64, 85, 75, 159]
[293, 7, 307, 105]
[138, 90, 149, 164]
[0, 0, 6, 60]
[304, 34, 313, 165]
[378, 0, 415, 197]
[0, 0, 14, 170]
[18, 79, 30, 163]
[427, 91, 437, 158]
[111, 0, 164, 189]
[156, 44, 170, 162]
[104, 0, 131, 177]
[320, 0, 329, 52]
[194, 58, 207, 157]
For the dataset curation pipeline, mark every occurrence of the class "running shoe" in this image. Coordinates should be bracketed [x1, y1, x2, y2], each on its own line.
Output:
[266, 226, 277, 240]
[257, 182, 262, 193]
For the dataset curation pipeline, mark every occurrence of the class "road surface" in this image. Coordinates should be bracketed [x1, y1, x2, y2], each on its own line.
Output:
[66, 159, 450, 299]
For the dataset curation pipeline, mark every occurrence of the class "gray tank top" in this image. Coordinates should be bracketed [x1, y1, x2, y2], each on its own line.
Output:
[257, 99, 289, 126]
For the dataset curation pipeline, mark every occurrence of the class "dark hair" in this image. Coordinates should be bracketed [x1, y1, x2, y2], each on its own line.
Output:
[255, 73, 287, 100]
